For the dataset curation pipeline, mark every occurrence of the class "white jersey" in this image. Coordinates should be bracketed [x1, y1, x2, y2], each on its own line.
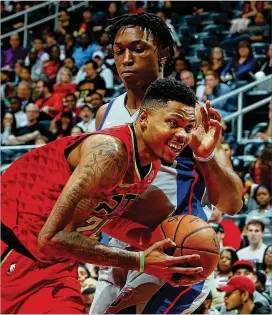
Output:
[91, 93, 213, 315]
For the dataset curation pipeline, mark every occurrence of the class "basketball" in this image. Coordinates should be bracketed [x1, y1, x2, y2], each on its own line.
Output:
[153, 215, 220, 281]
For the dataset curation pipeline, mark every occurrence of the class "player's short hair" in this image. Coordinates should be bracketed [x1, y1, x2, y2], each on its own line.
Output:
[140, 78, 196, 113]
[107, 12, 175, 63]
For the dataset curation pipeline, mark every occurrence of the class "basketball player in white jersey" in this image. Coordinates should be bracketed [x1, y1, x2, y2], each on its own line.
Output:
[90, 13, 243, 314]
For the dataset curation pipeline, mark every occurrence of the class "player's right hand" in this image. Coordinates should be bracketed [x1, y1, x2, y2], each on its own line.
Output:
[143, 238, 203, 287]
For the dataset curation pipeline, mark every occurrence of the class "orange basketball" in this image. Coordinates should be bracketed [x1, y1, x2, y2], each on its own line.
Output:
[154, 215, 220, 281]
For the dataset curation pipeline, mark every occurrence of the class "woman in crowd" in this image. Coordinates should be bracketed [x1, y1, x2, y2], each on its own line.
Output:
[261, 245, 272, 292]
[1, 112, 17, 145]
[42, 45, 62, 82]
[221, 40, 258, 82]
[215, 248, 239, 286]
[54, 67, 77, 98]
[209, 46, 226, 76]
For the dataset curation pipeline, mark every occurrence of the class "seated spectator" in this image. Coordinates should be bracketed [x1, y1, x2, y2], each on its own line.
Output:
[0, 69, 16, 99]
[237, 219, 267, 263]
[28, 38, 49, 63]
[25, 49, 44, 81]
[221, 140, 234, 160]
[6, 103, 52, 145]
[200, 70, 236, 116]
[54, 67, 77, 98]
[1, 34, 28, 69]
[17, 81, 33, 110]
[196, 58, 210, 85]
[74, 8, 101, 40]
[209, 47, 226, 76]
[62, 56, 78, 80]
[8, 97, 27, 128]
[70, 125, 84, 136]
[216, 248, 239, 285]
[192, 291, 219, 314]
[246, 13, 271, 43]
[245, 185, 272, 225]
[258, 44, 272, 77]
[261, 245, 272, 293]
[156, 9, 181, 47]
[1, 112, 17, 145]
[77, 60, 106, 98]
[92, 51, 114, 94]
[45, 32, 58, 50]
[209, 222, 225, 249]
[13, 60, 25, 85]
[81, 277, 96, 293]
[63, 33, 76, 59]
[221, 40, 258, 83]
[18, 66, 36, 99]
[72, 33, 98, 69]
[85, 91, 104, 116]
[56, 10, 74, 43]
[172, 56, 190, 81]
[218, 275, 270, 314]
[255, 271, 272, 303]
[35, 80, 63, 120]
[127, 1, 146, 14]
[76, 104, 95, 132]
[51, 111, 73, 139]
[180, 70, 205, 102]
[42, 46, 62, 82]
[78, 263, 91, 289]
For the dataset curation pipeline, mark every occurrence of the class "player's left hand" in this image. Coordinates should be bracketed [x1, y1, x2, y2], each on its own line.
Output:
[190, 101, 222, 158]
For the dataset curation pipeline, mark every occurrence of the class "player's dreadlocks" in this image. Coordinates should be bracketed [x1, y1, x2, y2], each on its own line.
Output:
[107, 12, 175, 63]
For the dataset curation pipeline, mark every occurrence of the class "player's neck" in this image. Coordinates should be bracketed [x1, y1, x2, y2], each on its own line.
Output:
[126, 89, 146, 111]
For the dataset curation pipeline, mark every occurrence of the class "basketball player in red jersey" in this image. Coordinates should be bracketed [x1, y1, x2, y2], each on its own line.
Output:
[1, 78, 202, 314]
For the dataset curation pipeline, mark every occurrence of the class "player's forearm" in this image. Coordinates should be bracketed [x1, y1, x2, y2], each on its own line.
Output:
[102, 218, 154, 250]
[197, 158, 243, 215]
[39, 230, 140, 270]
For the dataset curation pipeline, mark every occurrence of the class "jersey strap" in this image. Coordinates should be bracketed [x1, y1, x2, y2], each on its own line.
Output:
[99, 98, 116, 130]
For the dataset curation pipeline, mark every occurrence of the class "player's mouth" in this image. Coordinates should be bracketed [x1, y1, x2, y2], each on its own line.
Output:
[121, 69, 136, 78]
[167, 141, 184, 157]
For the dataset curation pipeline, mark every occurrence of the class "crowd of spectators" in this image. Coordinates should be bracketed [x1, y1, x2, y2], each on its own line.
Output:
[1, 1, 271, 314]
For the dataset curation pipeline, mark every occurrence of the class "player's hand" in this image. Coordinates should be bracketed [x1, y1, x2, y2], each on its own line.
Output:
[190, 101, 222, 158]
[143, 238, 203, 287]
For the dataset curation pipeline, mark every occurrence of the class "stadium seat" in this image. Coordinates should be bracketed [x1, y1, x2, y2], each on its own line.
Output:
[196, 48, 210, 59]
[203, 35, 219, 48]
[202, 24, 224, 34]
[254, 54, 267, 68]
[243, 142, 268, 156]
[249, 122, 268, 138]
[252, 43, 269, 55]
[212, 12, 229, 25]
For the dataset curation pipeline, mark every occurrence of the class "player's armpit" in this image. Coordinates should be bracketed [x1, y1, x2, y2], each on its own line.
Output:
[38, 134, 128, 255]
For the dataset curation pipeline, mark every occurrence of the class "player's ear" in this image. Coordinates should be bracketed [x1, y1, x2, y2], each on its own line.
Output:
[138, 110, 149, 131]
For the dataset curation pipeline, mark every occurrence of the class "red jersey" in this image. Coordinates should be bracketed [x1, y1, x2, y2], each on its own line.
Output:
[1, 124, 160, 263]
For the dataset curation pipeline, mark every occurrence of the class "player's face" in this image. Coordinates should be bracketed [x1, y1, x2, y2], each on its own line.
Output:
[141, 101, 196, 166]
[113, 26, 161, 89]
[224, 290, 243, 311]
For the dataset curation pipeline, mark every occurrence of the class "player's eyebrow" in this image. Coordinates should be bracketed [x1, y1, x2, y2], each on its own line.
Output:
[114, 40, 148, 46]
[170, 113, 196, 123]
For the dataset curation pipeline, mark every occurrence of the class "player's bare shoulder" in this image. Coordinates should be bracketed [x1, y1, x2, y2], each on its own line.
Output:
[95, 103, 109, 130]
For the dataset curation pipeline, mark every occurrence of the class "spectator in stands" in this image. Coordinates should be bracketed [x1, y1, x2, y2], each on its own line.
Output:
[85, 91, 104, 115]
[10, 2, 24, 30]
[180, 70, 205, 101]
[54, 67, 77, 98]
[74, 8, 101, 40]
[221, 141, 234, 159]
[216, 248, 239, 284]
[246, 13, 271, 43]
[78, 263, 91, 288]
[106, 2, 120, 21]
[31, 38, 50, 63]
[192, 291, 218, 315]
[17, 81, 33, 110]
[196, 58, 210, 85]
[52, 111, 74, 139]
[0, 69, 16, 99]
[258, 44, 272, 77]
[218, 275, 270, 314]
[126, 1, 146, 14]
[70, 125, 84, 136]
[92, 51, 114, 93]
[221, 40, 258, 83]
[63, 33, 76, 59]
[45, 33, 58, 50]
[237, 219, 267, 263]
[201, 70, 236, 116]
[209, 222, 225, 249]
[8, 97, 27, 128]
[261, 245, 272, 293]
[1, 35, 28, 69]
[156, 9, 181, 47]
[76, 104, 95, 132]
[6, 103, 52, 145]
[72, 33, 98, 69]
[56, 10, 73, 43]
[35, 80, 63, 120]
[25, 49, 43, 81]
[42, 46, 62, 82]
[255, 271, 271, 304]
[172, 56, 190, 81]
[18, 66, 36, 97]
[82, 287, 95, 313]
[13, 60, 25, 85]
[230, 260, 271, 311]
[61, 56, 78, 81]
[1, 112, 17, 145]
[209, 47, 226, 76]
[77, 60, 106, 98]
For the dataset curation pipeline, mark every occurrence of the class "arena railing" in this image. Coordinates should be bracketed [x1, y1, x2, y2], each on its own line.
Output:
[211, 74, 272, 142]
[0, 1, 88, 47]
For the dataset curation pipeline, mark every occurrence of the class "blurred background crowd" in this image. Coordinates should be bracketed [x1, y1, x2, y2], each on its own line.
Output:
[1, 1, 271, 313]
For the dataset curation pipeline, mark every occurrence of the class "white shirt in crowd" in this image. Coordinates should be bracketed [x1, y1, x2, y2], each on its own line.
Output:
[237, 243, 267, 263]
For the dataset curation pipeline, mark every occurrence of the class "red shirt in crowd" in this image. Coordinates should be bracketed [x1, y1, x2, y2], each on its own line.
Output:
[53, 83, 77, 99]
[36, 93, 63, 118]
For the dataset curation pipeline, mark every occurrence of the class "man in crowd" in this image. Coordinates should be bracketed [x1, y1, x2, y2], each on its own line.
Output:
[8, 97, 27, 128]
[76, 103, 95, 132]
[218, 275, 270, 314]
[180, 70, 205, 102]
